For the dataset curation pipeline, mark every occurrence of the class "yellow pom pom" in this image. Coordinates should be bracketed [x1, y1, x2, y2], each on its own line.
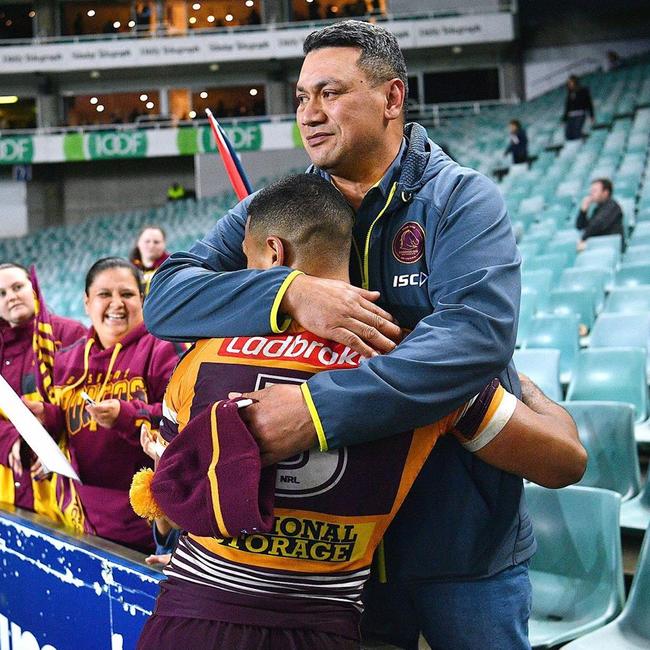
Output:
[129, 468, 164, 520]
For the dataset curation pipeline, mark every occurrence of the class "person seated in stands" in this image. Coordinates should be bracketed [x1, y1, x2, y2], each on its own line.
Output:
[129, 226, 171, 296]
[576, 178, 623, 250]
[0, 263, 84, 515]
[133, 175, 586, 649]
[505, 119, 528, 164]
[25, 258, 182, 552]
[166, 182, 186, 202]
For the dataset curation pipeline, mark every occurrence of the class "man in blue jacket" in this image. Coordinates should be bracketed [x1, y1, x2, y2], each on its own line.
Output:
[145, 20, 533, 649]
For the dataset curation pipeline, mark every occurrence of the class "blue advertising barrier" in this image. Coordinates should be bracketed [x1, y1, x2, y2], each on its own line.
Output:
[0, 506, 162, 650]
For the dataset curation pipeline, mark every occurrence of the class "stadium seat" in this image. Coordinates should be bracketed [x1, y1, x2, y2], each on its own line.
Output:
[527, 485, 624, 649]
[561, 402, 641, 500]
[563, 526, 650, 649]
[525, 314, 580, 384]
[513, 349, 562, 401]
[566, 348, 648, 423]
[523, 270, 554, 311]
[604, 287, 650, 314]
[516, 288, 538, 348]
[559, 267, 610, 311]
[616, 263, 650, 288]
[584, 234, 623, 257]
[523, 253, 570, 282]
[574, 248, 618, 271]
[621, 477, 650, 533]
[548, 288, 597, 331]
[624, 245, 650, 265]
[589, 313, 650, 363]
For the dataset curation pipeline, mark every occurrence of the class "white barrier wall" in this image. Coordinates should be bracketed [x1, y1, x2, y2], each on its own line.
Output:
[0, 180, 28, 238]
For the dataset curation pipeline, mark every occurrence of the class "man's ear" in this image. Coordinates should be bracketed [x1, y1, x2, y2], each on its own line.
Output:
[385, 78, 406, 121]
[266, 236, 286, 267]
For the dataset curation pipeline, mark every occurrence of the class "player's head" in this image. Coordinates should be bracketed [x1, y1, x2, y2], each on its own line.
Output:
[243, 174, 354, 280]
[0, 263, 33, 327]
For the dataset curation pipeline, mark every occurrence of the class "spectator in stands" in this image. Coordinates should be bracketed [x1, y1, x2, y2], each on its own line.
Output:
[145, 20, 533, 649]
[505, 119, 528, 164]
[25, 258, 182, 552]
[576, 178, 623, 250]
[166, 182, 186, 202]
[563, 74, 594, 141]
[0, 263, 84, 515]
[129, 226, 170, 295]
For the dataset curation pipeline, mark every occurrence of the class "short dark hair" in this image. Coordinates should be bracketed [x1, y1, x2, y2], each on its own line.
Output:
[592, 178, 613, 195]
[509, 119, 521, 128]
[303, 20, 408, 99]
[247, 174, 354, 267]
[85, 257, 144, 295]
[0, 262, 29, 277]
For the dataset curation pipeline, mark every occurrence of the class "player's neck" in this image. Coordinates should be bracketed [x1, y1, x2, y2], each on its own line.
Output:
[292, 265, 349, 283]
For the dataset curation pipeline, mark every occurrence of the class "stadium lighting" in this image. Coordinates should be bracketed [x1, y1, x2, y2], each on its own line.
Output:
[193, 3, 201, 9]
[96, 105, 105, 112]
[29, 10, 36, 18]
[225, 13, 233, 21]
[113, 21, 121, 29]
[189, 16, 197, 24]
[128, 20, 135, 27]
[140, 94, 148, 101]
[207, 15, 215, 22]
[90, 97, 98, 105]
[87, 10, 96, 17]
[145, 101, 154, 109]
[209, 63, 220, 71]
[90, 70, 100, 78]
[246, 0, 254, 6]
[452, 46, 463, 54]
[189, 110, 197, 119]
[249, 88, 258, 96]
[200, 91, 208, 99]
[0, 96, 19, 105]
[306, 0, 313, 3]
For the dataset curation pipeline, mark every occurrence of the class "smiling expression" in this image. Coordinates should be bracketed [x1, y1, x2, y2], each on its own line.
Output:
[84, 267, 144, 349]
[0, 267, 34, 327]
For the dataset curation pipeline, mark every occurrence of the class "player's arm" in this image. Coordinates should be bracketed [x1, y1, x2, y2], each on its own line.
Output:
[455, 376, 587, 489]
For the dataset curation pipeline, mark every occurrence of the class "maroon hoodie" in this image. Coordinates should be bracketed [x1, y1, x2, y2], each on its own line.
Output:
[0, 314, 85, 510]
[41, 321, 182, 552]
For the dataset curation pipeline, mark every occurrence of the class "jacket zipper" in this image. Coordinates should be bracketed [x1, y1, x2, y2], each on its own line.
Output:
[361, 182, 398, 290]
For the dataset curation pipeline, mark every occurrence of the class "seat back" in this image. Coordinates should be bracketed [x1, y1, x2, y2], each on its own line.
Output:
[517, 288, 538, 348]
[574, 249, 618, 271]
[526, 485, 624, 624]
[604, 287, 650, 314]
[524, 253, 570, 282]
[514, 349, 562, 401]
[623, 245, 650, 265]
[549, 288, 597, 330]
[523, 269, 554, 311]
[559, 267, 609, 311]
[616, 263, 650, 288]
[567, 348, 648, 423]
[589, 313, 650, 351]
[620, 526, 650, 638]
[526, 314, 580, 383]
[560, 402, 641, 500]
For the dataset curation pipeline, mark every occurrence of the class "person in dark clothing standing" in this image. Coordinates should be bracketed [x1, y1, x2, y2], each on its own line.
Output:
[576, 178, 623, 250]
[505, 119, 528, 164]
[563, 75, 594, 141]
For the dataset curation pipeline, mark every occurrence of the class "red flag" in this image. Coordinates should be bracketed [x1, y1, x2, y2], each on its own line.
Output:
[29, 266, 57, 404]
[205, 108, 251, 201]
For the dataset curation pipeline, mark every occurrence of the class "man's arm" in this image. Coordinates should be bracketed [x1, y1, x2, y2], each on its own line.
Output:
[471, 375, 587, 488]
[144, 196, 400, 354]
[583, 201, 622, 239]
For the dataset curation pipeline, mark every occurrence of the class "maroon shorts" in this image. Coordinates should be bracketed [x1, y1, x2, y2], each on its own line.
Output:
[137, 614, 360, 650]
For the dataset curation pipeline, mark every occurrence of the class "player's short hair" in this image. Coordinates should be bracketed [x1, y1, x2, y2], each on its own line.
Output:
[592, 178, 613, 195]
[85, 257, 144, 296]
[303, 20, 408, 100]
[0, 262, 29, 277]
[247, 174, 354, 267]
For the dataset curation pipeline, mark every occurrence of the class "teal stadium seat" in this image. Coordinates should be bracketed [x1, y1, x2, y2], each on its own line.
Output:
[563, 526, 650, 649]
[604, 287, 650, 314]
[559, 268, 609, 311]
[561, 402, 641, 500]
[523, 270, 553, 311]
[574, 248, 618, 272]
[624, 245, 650, 265]
[513, 349, 562, 401]
[517, 288, 538, 348]
[621, 477, 650, 533]
[548, 288, 597, 331]
[527, 485, 624, 648]
[584, 233, 623, 257]
[616, 263, 650, 288]
[525, 314, 580, 384]
[567, 348, 648, 424]
[524, 253, 570, 283]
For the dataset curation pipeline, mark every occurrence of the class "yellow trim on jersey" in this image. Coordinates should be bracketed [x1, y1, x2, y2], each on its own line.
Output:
[270, 270, 304, 334]
[208, 401, 231, 538]
[300, 383, 328, 452]
[362, 182, 398, 289]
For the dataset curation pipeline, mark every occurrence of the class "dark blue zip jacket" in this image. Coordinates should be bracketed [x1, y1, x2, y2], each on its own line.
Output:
[144, 123, 535, 580]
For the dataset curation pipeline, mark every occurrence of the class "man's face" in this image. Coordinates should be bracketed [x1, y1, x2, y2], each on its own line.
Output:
[296, 47, 391, 175]
[589, 182, 609, 204]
